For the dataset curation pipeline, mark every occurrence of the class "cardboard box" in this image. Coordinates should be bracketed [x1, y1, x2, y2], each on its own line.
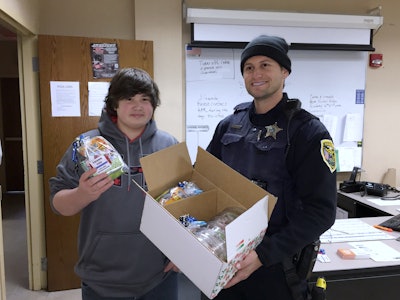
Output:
[138, 142, 276, 299]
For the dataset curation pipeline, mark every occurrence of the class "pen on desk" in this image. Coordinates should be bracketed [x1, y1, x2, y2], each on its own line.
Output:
[373, 225, 393, 232]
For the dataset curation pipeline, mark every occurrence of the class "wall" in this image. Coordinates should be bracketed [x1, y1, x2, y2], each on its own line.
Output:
[135, 0, 184, 139]
[38, 0, 185, 140]
[37, 0, 400, 186]
[149, 0, 400, 186]
[0, 0, 39, 34]
[362, 2, 400, 185]
[7, 1, 400, 185]
[38, 0, 134, 39]
[9, 0, 400, 186]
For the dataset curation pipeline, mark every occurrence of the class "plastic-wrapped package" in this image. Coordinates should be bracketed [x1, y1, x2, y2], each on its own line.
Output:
[188, 207, 245, 261]
[76, 135, 128, 180]
[156, 181, 203, 206]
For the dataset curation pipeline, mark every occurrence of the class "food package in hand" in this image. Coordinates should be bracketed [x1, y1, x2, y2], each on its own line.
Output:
[78, 136, 128, 179]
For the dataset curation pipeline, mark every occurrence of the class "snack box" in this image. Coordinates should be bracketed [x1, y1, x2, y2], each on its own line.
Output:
[77, 135, 127, 180]
[138, 142, 276, 299]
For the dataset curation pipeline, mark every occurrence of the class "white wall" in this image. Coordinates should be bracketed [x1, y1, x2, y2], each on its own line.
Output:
[142, 0, 400, 186]
[0, 0, 39, 33]
[39, 0, 134, 39]
[36, 0, 400, 186]
[135, 0, 185, 140]
[4, 1, 400, 187]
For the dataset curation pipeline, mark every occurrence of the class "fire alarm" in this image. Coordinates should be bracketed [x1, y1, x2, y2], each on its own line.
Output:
[369, 53, 383, 68]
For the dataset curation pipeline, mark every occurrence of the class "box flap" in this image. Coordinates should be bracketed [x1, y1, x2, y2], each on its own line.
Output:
[140, 142, 193, 193]
[225, 197, 269, 261]
[195, 146, 276, 210]
[140, 192, 224, 298]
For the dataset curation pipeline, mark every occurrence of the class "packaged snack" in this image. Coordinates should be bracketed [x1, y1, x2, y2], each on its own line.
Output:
[182, 207, 245, 261]
[76, 135, 128, 180]
[156, 181, 203, 205]
[179, 214, 207, 229]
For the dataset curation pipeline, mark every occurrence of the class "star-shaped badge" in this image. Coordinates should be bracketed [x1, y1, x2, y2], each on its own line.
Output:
[264, 122, 283, 139]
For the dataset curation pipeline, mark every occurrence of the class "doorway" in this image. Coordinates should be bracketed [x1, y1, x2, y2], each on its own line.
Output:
[0, 26, 28, 298]
[1, 77, 24, 192]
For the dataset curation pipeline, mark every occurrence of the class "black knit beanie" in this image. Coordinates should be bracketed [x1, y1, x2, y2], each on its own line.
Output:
[240, 35, 291, 74]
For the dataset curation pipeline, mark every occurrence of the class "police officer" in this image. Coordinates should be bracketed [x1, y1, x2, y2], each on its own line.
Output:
[204, 35, 337, 300]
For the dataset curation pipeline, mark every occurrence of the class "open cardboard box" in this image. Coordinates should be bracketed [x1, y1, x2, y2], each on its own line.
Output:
[138, 142, 276, 299]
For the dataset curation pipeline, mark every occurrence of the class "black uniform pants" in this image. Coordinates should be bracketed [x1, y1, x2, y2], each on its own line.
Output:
[201, 263, 300, 300]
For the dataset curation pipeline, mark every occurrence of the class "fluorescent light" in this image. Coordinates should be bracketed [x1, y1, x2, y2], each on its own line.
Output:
[186, 8, 383, 30]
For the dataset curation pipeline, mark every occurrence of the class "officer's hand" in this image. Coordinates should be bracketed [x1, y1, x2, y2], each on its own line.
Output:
[224, 250, 262, 289]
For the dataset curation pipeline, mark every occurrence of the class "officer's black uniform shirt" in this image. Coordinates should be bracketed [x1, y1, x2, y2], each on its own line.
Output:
[207, 93, 337, 268]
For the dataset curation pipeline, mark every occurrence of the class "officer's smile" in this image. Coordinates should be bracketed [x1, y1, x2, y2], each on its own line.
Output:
[252, 81, 267, 86]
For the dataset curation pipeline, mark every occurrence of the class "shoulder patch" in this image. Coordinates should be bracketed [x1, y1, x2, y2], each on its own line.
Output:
[320, 139, 336, 173]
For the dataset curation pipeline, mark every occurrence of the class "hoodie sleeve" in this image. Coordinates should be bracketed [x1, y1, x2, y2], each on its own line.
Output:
[48, 143, 81, 214]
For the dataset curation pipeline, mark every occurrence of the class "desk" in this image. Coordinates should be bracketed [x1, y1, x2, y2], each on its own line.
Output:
[311, 216, 400, 299]
[337, 191, 400, 217]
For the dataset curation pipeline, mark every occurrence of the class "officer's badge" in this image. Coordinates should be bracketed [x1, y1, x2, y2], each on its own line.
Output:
[265, 122, 283, 139]
[320, 139, 336, 173]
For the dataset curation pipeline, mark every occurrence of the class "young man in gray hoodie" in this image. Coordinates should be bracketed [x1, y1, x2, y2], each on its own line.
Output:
[50, 68, 179, 300]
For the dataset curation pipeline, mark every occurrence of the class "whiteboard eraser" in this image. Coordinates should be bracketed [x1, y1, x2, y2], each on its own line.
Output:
[337, 248, 370, 259]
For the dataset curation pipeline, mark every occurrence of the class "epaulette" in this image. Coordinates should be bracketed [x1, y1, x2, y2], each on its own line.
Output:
[233, 102, 252, 113]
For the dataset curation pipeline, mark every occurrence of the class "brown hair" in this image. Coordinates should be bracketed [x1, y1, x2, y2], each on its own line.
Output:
[105, 68, 160, 117]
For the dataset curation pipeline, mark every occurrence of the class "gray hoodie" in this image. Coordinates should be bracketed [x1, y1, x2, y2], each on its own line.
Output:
[49, 109, 178, 297]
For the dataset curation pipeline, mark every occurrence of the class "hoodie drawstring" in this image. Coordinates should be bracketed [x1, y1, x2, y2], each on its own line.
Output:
[125, 136, 145, 192]
[138, 138, 145, 188]
[125, 137, 131, 191]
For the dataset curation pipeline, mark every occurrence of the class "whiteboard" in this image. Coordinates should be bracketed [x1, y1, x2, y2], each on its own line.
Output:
[185, 47, 367, 171]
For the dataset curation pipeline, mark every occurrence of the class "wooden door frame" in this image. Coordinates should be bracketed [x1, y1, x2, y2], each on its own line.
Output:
[19, 34, 47, 290]
[0, 14, 46, 296]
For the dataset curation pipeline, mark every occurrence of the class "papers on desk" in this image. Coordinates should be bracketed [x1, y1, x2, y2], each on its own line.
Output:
[367, 198, 400, 206]
[321, 219, 396, 244]
[348, 241, 400, 262]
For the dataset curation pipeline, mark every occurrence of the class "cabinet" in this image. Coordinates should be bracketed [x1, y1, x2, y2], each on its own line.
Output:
[337, 192, 392, 218]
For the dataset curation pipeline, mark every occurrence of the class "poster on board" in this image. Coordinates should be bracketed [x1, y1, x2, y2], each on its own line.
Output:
[91, 43, 120, 79]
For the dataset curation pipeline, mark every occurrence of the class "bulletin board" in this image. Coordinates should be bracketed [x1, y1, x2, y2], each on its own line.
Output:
[185, 47, 368, 171]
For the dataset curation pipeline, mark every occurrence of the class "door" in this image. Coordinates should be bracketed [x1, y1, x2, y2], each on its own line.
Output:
[38, 35, 153, 291]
